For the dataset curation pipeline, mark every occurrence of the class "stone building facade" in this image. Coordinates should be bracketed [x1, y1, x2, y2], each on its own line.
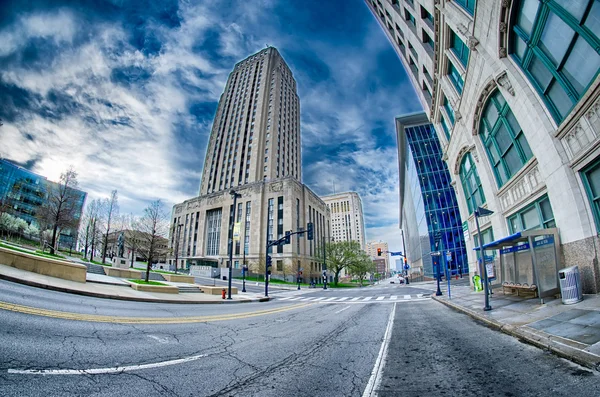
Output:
[171, 177, 329, 282]
[321, 192, 367, 250]
[170, 47, 330, 281]
[366, 0, 600, 293]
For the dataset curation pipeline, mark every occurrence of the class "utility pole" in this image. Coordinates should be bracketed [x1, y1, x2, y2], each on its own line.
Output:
[174, 224, 182, 274]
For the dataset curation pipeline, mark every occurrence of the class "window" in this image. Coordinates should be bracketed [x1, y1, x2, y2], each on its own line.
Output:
[507, 195, 555, 233]
[447, 61, 464, 94]
[421, 6, 434, 25]
[440, 115, 451, 139]
[480, 90, 533, 187]
[473, 227, 494, 248]
[276, 260, 283, 271]
[511, 0, 600, 122]
[459, 153, 486, 214]
[405, 9, 416, 27]
[453, 0, 476, 15]
[582, 158, 600, 232]
[450, 30, 470, 67]
[205, 208, 222, 256]
[443, 96, 455, 125]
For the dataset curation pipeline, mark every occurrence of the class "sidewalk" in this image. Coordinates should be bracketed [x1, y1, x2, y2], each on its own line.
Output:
[432, 283, 600, 371]
[0, 264, 269, 304]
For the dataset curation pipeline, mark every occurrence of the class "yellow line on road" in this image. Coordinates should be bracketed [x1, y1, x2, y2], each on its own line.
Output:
[0, 301, 313, 324]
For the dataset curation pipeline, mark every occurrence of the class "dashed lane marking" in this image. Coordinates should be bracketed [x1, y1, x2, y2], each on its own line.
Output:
[376, 296, 385, 301]
[337, 297, 349, 301]
[350, 297, 360, 301]
[363, 297, 373, 301]
[0, 301, 313, 324]
[403, 295, 411, 300]
[390, 295, 398, 300]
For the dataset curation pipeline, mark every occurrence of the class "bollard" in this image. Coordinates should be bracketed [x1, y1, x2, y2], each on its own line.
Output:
[221, 288, 226, 299]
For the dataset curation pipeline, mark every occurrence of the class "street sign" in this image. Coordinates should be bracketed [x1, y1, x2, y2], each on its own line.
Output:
[430, 251, 442, 256]
[389, 251, 403, 256]
[404, 264, 410, 270]
[445, 251, 452, 262]
[462, 221, 470, 241]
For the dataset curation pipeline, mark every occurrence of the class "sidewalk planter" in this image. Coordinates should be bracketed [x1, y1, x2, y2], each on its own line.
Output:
[127, 282, 179, 294]
[105, 268, 143, 279]
[162, 274, 195, 283]
[200, 285, 238, 295]
[0, 246, 87, 283]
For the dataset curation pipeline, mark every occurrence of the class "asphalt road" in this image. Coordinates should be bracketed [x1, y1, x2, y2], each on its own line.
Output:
[0, 279, 598, 397]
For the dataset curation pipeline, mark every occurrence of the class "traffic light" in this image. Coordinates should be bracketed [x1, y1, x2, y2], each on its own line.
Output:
[307, 222, 314, 240]
[284, 231, 291, 245]
[377, 248, 382, 256]
[266, 255, 272, 268]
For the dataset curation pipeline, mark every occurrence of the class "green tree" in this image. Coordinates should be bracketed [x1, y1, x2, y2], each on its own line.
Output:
[349, 251, 376, 287]
[325, 240, 362, 286]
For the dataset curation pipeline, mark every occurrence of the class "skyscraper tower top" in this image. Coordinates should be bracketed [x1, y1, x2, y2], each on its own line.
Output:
[199, 47, 301, 195]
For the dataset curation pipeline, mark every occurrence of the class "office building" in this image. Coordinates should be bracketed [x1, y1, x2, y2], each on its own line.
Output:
[367, 0, 600, 293]
[321, 192, 367, 249]
[366, 241, 390, 275]
[170, 48, 330, 283]
[0, 158, 87, 248]
[397, 113, 467, 279]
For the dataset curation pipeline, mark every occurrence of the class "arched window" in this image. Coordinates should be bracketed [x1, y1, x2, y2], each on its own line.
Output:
[511, 0, 600, 122]
[460, 153, 486, 214]
[480, 90, 533, 187]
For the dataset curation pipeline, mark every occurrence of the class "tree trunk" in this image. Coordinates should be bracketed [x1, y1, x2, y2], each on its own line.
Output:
[334, 269, 341, 286]
[130, 248, 135, 268]
[145, 254, 151, 282]
[50, 224, 58, 255]
[83, 224, 89, 260]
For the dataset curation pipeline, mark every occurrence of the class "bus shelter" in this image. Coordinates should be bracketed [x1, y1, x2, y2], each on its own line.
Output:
[474, 228, 561, 304]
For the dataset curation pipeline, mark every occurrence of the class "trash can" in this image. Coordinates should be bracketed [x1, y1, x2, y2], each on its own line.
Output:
[558, 266, 583, 305]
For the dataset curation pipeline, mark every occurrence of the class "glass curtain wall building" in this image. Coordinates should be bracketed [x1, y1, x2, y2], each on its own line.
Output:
[397, 113, 467, 278]
[0, 158, 87, 248]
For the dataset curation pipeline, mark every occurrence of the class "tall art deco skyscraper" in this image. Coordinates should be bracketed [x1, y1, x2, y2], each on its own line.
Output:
[199, 47, 301, 194]
[170, 47, 330, 284]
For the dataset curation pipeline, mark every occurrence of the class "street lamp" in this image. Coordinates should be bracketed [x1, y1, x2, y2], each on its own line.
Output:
[474, 206, 494, 311]
[228, 190, 242, 300]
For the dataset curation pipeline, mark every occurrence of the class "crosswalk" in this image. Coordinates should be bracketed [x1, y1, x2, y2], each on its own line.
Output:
[277, 294, 429, 303]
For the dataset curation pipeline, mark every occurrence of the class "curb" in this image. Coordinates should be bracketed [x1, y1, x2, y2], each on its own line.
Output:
[432, 295, 600, 372]
[0, 273, 271, 305]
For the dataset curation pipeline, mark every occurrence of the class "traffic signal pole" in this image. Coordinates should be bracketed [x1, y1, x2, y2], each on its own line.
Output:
[265, 227, 311, 297]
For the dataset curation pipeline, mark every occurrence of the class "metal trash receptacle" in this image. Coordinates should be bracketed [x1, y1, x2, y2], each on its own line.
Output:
[558, 266, 583, 304]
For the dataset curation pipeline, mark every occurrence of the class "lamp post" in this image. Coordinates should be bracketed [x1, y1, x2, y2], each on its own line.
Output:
[474, 206, 494, 311]
[242, 247, 247, 293]
[228, 190, 242, 300]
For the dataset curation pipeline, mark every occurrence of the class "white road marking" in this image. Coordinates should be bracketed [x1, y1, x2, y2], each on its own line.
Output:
[8, 354, 208, 375]
[324, 297, 337, 301]
[278, 297, 292, 300]
[362, 297, 372, 301]
[390, 295, 398, 300]
[350, 297, 361, 301]
[403, 295, 411, 300]
[313, 297, 326, 301]
[335, 306, 351, 314]
[417, 294, 424, 298]
[376, 296, 385, 301]
[362, 303, 396, 397]
[337, 297, 350, 301]
[300, 297, 315, 301]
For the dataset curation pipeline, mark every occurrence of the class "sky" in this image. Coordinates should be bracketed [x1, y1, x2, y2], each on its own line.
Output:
[0, 0, 422, 263]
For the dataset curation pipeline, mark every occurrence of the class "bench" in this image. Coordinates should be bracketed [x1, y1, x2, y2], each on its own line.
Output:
[502, 282, 538, 298]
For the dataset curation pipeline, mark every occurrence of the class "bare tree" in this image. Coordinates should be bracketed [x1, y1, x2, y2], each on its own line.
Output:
[36, 167, 80, 255]
[78, 199, 100, 260]
[101, 190, 119, 264]
[136, 200, 168, 282]
[124, 213, 140, 268]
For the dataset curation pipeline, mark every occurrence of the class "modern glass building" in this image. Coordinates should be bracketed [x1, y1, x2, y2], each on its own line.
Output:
[0, 158, 87, 248]
[397, 113, 467, 279]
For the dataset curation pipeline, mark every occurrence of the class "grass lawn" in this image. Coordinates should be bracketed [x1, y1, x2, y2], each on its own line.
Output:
[90, 260, 112, 267]
[133, 267, 177, 275]
[0, 242, 68, 260]
[35, 250, 65, 259]
[128, 279, 167, 286]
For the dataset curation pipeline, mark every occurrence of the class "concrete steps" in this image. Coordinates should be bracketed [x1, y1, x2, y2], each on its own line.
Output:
[177, 285, 203, 293]
[86, 263, 106, 275]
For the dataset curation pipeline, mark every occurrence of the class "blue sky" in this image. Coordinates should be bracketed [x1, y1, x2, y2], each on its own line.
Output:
[0, 0, 421, 255]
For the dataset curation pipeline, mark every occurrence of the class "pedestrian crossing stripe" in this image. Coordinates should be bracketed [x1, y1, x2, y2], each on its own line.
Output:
[276, 294, 430, 302]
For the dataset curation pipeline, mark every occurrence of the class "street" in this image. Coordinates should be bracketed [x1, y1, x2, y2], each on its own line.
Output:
[0, 279, 598, 397]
